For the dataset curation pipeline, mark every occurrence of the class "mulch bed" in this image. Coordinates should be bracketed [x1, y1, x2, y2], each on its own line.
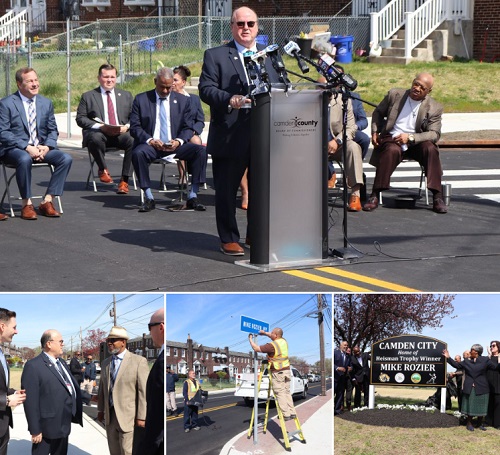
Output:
[336, 408, 459, 428]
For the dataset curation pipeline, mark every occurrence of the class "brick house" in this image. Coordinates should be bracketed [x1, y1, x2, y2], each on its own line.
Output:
[126, 334, 162, 360]
[166, 335, 257, 378]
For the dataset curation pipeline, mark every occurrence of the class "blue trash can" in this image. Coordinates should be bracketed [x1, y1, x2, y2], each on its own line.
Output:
[139, 38, 155, 52]
[256, 35, 269, 46]
[330, 35, 354, 63]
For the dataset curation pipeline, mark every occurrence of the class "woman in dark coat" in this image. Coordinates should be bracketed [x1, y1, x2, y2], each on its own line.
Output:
[444, 344, 500, 431]
[486, 340, 500, 428]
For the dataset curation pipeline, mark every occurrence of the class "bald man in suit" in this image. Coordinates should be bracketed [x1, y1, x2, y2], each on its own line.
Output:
[97, 326, 148, 455]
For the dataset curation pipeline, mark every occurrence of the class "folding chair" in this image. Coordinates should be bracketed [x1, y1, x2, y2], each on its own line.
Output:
[379, 163, 428, 205]
[86, 148, 137, 192]
[1, 162, 63, 217]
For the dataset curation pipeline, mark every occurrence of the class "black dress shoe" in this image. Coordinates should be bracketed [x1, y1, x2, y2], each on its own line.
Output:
[139, 198, 156, 212]
[433, 197, 448, 214]
[186, 197, 206, 211]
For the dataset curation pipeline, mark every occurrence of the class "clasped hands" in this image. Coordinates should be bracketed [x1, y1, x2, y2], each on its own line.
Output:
[26, 145, 49, 162]
[150, 139, 179, 152]
[371, 132, 410, 147]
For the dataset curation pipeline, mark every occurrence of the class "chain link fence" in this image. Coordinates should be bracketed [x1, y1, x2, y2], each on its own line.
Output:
[0, 15, 369, 109]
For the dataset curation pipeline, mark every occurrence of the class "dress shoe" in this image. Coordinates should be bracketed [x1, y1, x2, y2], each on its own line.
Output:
[363, 196, 379, 212]
[39, 201, 60, 217]
[116, 180, 129, 194]
[98, 169, 113, 184]
[479, 425, 487, 431]
[244, 237, 251, 249]
[348, 194, 361, 212]
[432, 197, 448, 214]
[186, 197, 206, 211]
[21, 204, 37, 220]
[328, 172, 337, 189]
[0, 213, 7, 221]
[220, 242, 244, 256]
[284, 416, 293, 421]
[139, 198, 155, 212]
[466, 424, 474, 431]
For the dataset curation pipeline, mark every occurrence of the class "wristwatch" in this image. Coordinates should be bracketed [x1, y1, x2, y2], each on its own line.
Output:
[408, 134, 415, 145]
[336, 137, 343, 146]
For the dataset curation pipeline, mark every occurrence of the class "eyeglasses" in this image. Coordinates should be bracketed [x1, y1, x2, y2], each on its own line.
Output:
[49, 339, 64, 345]
[234, 21, 256, 28]
[106, 339, 122, 344]
[491, 344, 497, 347]
[148, 321, 163, 331]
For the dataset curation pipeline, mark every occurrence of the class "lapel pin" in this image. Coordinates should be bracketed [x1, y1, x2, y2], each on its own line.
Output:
[173, 100, 177, 104]
[234, 56, 239, 60]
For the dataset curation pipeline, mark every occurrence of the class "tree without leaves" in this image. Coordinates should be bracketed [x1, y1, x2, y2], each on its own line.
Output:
[334, 294, 455, 352]
[81, 328, 107, 358]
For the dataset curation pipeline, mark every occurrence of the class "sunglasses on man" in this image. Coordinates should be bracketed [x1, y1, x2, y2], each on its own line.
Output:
[234, 21, 256, 28]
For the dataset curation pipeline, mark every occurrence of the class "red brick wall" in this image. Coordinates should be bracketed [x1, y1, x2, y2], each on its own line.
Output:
[473, 0, 500, 62]
[231, 0, 349, 17]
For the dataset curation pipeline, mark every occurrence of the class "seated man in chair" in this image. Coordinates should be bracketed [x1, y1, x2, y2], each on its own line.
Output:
[363, 72, 447, 214]
[0, 67, 72, 220]
[130, 67, 206, 213]
[76, 63, 134, 194]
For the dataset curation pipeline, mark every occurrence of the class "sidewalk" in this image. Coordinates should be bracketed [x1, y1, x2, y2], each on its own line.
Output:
[54, 111, 500, 150]
[8, 404, 108, 454]
[219, 388, 332, 455]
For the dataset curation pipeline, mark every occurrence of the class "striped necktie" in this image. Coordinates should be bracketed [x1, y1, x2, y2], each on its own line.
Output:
[56, 359, 77, 415]
[109, 355, 120, 407]
[28, 99, 38, 146]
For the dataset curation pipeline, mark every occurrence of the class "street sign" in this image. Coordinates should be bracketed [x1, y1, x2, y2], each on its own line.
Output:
[240, 315, 269, 334]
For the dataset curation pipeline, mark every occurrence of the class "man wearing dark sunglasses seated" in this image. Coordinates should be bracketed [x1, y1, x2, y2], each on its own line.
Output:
[199, 7, 281, 256]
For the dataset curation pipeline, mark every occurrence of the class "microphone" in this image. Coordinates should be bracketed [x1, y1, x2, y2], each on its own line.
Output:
[265, 44, 291, 87]
[283, 41, 309, 74]
[250, 49, 269, 82]
[243, 50, 259, 84]
[317, 53, 358, 91]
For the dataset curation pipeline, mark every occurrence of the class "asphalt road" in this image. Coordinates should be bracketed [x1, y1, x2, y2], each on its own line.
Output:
[166, 381, 330, 455]
[2, 146, 500, 291]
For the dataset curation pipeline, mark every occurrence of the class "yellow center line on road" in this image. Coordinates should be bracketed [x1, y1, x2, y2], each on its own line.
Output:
[283, 268, 420, 292]
[167, 402, 239, 420]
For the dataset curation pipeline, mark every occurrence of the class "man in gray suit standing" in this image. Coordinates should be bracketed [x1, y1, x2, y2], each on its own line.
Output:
[0, 67, 72, 220]
[97, 326, 148, 455]
[0, 308, 26, 455]
[76, 63, 134, 194]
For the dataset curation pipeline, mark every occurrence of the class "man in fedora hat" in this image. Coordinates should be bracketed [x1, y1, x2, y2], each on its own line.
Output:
[97, 326, 148, 455]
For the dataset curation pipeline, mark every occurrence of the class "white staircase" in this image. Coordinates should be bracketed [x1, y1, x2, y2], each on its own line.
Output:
[0, 8, 29, 47]
[369, 0, 472, 64]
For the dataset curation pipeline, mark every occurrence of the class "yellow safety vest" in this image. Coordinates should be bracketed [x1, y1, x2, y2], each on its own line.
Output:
[184, 379, 200, 400]
[268, 338, 290, 371]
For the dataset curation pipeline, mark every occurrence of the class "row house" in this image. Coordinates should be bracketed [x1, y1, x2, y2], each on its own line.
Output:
[166, 335, 260, 378]
[126, 334, 162, 361]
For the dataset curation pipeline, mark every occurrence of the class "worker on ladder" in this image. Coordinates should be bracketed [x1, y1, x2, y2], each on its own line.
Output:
[248, 327, 297, 421]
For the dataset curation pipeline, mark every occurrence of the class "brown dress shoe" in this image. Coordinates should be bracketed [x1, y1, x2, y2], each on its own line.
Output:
[220, 242, 245, 256]
[0, 213, 8, 221]
[433, 197, 448, 214]
[116, 180, 129, 194]
[21, 204, 37, 220]
[348, 194, 362, 212]
[328, 172, 337, 189]
[98, 169, 113, 184]
[363, 196, 379, 212]
[39, 201, 60, 217]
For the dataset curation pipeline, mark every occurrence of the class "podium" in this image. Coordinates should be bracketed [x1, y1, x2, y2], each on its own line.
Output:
[236, 89, 330, 271]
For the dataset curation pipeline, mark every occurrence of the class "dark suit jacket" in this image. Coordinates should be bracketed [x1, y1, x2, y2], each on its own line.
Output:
[447, 356, 500, 396]
[130, 90, 195, 147]
[334, 349, 351, 381]
[0, 361, 14, 438]
[350, 353, 370, 383]
[21, 353, 83, 439]
[69, 357, 83, 383]
[487, 356, 500, 394]
[75, 87, 134, 147]
[139, 352, 164, 455]
[0, 92, 59, 155]
[198, 40, 280, 159]
[187, 93, 205, 136]
[351, 92, 368, 131]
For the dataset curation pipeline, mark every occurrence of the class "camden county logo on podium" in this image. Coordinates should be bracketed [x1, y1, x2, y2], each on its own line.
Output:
[370, 334, 447, 387]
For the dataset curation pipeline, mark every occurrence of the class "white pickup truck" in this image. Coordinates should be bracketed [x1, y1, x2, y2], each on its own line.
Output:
[234, 365, 308, 406]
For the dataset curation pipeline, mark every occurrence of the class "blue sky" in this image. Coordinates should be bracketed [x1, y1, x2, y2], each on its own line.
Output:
[166, 294, 332, 364]
[419, 294, 500, 359]
[0, 294, 164, 349]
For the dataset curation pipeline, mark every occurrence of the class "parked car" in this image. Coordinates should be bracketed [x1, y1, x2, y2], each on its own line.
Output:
[235, 365, 308, 406]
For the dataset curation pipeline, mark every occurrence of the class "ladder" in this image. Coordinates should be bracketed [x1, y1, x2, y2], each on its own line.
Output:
[247, 360, 306, 451]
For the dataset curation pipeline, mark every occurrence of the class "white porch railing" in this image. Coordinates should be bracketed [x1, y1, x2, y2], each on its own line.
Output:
[0, 9, 28, 46]
[370, 0, 472, 58]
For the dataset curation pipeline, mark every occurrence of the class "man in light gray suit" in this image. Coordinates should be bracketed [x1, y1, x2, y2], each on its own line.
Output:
[97, 326, 148, 455]
[76, 63, 134, 194]
[0, 67, 72, 220]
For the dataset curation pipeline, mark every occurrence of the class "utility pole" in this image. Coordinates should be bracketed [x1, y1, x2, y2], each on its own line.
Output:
[109, 294, 117, 326]
[317, 294, 326, 396]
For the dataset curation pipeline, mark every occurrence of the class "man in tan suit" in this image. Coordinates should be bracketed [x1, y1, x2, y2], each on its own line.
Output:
[97, 326, 148, 455]
[363, 72, 447, 214]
